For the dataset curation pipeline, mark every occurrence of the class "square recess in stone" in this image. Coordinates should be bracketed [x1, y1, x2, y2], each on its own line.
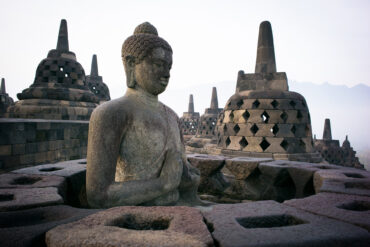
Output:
[285, 192, 370, 231]
[202, 200, 370, 246]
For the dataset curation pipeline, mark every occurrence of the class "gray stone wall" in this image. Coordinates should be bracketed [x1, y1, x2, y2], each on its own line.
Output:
[0, 118, 88, 171]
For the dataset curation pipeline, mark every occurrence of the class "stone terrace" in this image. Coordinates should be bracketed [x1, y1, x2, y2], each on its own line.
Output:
[0, 155, 369, 246]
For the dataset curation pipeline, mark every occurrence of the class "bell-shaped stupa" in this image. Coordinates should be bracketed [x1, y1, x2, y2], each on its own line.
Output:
[196, 87, 223, 138]
[86, 54, 110, 102]
[314, 119, 363, 168]
[180, 94, 200, 135]
[6, 19, 99, 120]
[0, 78, 14, 116]
[217, 21, 321, 162]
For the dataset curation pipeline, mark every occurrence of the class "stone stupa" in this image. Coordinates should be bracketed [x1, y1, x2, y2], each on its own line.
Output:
[0, 78, 14, 116]
[196, 87, 223, 138]
[6, 19, 99, 120]
[217, 21, 321, 162]
[180, 94, 200, 136]
[314, 119, 363, 168]
[86, 54, 110, 102]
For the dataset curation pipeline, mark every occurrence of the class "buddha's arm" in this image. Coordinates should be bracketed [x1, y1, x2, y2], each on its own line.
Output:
[86, 104, 183, 208]
[86, 104, 124, 208]
[106, 149, 183, 206]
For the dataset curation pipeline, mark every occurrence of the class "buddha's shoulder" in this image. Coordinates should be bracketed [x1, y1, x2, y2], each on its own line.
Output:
[90, 96, 133, 121]
[159, 102, 179, 121]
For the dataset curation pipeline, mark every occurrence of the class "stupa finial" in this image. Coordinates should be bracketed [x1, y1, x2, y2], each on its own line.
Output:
[255, 21, 276, 74]
[91, 54, 99, 77]
[188, 94, 194, 113]
[56, 19, 69, 52]
[323, 118, 332, 140]
[210, 87, 218, 109]
[1, 78, 5, 94]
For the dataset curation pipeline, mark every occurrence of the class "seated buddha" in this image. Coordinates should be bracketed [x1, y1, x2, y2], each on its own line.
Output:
[86, 22, 201, 208]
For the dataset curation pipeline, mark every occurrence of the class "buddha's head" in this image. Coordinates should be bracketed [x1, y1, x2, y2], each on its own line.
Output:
[122, 22, 173, 95]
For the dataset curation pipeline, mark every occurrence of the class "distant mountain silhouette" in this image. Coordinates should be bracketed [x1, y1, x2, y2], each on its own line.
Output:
[160, 79, 370, 166]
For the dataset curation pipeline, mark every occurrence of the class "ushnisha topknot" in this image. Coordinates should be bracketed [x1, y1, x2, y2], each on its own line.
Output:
[134, 22, 158, 35]
[122, 22, 172, 64]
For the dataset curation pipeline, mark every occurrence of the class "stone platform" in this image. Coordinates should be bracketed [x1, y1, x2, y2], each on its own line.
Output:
[0, 157, 369, 246]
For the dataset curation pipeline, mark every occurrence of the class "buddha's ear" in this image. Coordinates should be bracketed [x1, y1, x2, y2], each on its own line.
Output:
[125, 56, 136, 88]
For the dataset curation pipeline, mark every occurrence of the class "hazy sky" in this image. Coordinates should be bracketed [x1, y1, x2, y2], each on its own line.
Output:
[1, 0, 370, 151]
[1, 0, 370, 98]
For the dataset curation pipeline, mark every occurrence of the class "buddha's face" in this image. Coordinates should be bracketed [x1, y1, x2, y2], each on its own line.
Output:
[134, 47, 172, 95]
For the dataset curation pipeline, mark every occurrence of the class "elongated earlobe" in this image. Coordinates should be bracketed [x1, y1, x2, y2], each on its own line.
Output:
[125, 56, 136, 88]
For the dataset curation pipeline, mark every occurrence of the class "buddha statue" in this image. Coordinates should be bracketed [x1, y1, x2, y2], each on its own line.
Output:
[86, 22, 201, 208]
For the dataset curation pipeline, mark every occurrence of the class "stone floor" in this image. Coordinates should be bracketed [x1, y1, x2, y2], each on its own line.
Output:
[0, 157, 369, 246]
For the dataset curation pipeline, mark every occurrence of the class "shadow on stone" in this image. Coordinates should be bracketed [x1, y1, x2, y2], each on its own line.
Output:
[11, 176, 42, 185]
[344, 181, 370, 190]
[343, 173, 365, 179]
[0, 194, 14, 202]
[236, 214, 307, 229]
[39, 167, 63, 172]
[108, 214, 171, 231]
[272, 170, 296, 202]
[337, 201, 370, 212]
[302, 177, 315, 197]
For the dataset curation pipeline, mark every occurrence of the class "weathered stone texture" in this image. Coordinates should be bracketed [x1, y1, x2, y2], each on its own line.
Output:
[187, 154, 229, 195]
[203, 201, 370, 247]
[46, 206, 213, 247]
[86, 22, 201, 208]
[0, 187, 63, 212]
[285, 192, 370, 231]
[0, 119, 88, 171]
[0, 205, 100, 247]
[313, 167, 370, 196]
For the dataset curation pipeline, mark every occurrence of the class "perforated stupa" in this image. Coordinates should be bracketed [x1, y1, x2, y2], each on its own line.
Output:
[180, 94, 200, 135]
[196, 87, 223, 138]
[86, 54, 110, 102]
[6, 19, 99, 120]
[217, 21, 321, 162]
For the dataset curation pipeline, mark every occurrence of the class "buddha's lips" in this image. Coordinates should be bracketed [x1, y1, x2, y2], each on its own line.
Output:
[160, 78, 169, 86]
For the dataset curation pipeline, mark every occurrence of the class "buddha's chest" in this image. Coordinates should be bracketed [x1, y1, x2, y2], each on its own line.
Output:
[117, 107, 182, 180]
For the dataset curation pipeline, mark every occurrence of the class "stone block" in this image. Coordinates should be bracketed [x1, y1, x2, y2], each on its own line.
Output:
[38, 141, 49, 152]
[35, 151, 47, 164]
[1, 156, 21, 170]
[25, 143, 38, 153]
[19, 153, 35, 166]
[12, 159, 87, 206]
[0, 205, 100, 247]
[225, 157, 273, 180]
[46, 206, 214, 247]
[314, 167, 370, 196]
[285, 192, 370, 231]
[187, 154, 229, 195]
[254, 124, 274, 137]
[12, 159, 86, 177]
[0, 173, 65, 190]
[260, 160, 319, 198]
[12, 143, 26, 155]
[0, 187, 63, 212]
[244, 137, 263, 152]
[0, 145, 11, 156]
[202, 201, 370, 247]
[37, 122, 51, 130]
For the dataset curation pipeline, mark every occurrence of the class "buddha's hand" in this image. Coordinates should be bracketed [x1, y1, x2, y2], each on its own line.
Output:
[160, 149, 184, 192]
